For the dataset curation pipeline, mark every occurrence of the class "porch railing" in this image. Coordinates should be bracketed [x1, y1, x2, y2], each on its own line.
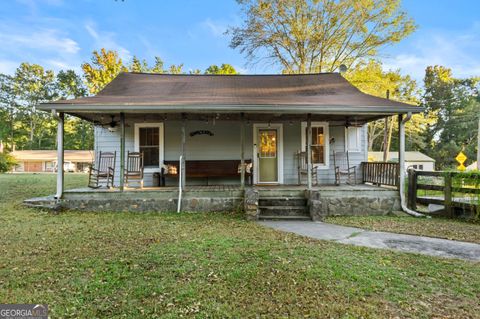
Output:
[362, 162, 400, 188]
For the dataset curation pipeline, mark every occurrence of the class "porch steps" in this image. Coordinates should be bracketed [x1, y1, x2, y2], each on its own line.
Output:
[258, 195, 310, 221]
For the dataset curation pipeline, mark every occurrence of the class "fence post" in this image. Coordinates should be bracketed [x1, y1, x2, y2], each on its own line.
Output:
[444, 173, 453, 217]
[407, 169, 417, 209]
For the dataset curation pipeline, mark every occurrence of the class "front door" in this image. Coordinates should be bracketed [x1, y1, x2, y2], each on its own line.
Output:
[254, 124, 283, 184]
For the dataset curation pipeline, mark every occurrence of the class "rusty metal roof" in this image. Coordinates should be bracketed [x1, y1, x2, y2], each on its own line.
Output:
[42, 72, 419, 111]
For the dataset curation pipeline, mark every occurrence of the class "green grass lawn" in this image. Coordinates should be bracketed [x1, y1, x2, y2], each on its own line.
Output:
[1, 174, 480, 318]
[325, 215, 480, 244]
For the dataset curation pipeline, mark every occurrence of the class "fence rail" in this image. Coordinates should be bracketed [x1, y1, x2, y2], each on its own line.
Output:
[362, 162, 399, 188]
[408, 170, 480, 217]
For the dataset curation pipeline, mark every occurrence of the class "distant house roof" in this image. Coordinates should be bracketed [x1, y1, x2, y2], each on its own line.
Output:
[11, 150, 94, 162]
[368, 151, 435, 163]
[39, 73, 422, 122]
[466, 161, 478, 171]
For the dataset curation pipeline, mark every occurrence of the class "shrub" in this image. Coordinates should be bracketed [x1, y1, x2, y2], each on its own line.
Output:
[0, 152, 17, 173]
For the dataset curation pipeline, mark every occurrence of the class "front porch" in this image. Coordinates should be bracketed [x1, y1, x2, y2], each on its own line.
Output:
[25, 184, 400, 220]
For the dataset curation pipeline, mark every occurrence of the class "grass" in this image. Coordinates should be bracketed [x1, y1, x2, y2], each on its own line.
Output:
[325, 215, 480, 244]
[0, 174, 479, 318]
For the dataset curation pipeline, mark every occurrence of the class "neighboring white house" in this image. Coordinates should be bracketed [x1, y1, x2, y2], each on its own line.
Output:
[466, 161, 478, 171]
[11, 150, 94, 173]
[368, 151, 435, 171]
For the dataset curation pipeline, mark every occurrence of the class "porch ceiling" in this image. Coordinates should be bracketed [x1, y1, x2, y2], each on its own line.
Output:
[66, 111, 396, 125]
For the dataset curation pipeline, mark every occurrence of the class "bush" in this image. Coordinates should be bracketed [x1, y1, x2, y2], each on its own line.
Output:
[0, 153, 17, 173]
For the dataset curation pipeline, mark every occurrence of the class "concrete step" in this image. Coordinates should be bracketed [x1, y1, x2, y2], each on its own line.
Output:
[257, 189, 306, 198]
[258, 215, 311, 221]
[259, 205, 309, 217]
[258, 197, 307, 207]
[23, 197, 60, 210]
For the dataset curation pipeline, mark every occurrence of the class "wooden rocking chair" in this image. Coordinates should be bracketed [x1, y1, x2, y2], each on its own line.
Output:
[88, 151, 116, 188]
[296, 150, 318, 185]
[333, 151, 356, 185]
[124, 151, 144, 188]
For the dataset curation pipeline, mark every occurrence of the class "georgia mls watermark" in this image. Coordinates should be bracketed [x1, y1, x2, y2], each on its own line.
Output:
[0, 304, 48, 319]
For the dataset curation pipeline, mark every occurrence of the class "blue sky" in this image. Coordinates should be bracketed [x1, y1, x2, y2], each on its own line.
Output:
[0, 0, 479, 83]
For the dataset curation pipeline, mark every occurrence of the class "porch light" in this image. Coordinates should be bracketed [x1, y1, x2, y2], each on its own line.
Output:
[108, 125, 117, 133]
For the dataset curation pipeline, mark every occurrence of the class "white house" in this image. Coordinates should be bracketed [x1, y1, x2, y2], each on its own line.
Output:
[369, 151, 435, 171]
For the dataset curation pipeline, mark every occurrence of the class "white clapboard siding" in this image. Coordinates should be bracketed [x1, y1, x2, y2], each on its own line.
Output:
[94, 121, 368, 187]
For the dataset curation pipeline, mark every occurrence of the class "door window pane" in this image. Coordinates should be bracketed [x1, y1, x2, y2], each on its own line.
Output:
[259, 130, 277, 158]
[139, 127, 159, 167]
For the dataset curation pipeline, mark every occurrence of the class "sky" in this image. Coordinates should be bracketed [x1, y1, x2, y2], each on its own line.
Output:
[0, 0, 479, 84]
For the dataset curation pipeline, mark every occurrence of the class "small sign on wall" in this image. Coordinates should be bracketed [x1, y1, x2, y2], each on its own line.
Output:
[189, 130, 214, 137]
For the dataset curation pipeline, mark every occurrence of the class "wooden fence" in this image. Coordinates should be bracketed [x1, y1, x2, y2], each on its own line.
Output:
[408, 170, 480, 217]
[362, 162, 399, 188]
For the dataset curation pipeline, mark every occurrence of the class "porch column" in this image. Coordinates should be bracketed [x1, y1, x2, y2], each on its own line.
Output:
[398, 114, 405, 189]
[119, 112, 125, 191]
[240, 113, 245, 189]
[55, 112, 64, 199]
[307, 113, 312, 189]
[181, 114, 186, 191]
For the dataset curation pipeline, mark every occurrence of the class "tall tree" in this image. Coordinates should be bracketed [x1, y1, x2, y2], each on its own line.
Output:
[0, 74, 17, 150]
[205, 64, 238, 74]
[422, 66, 480, 169]
[345, 60, 429, 151]
[229, 0, 416, 73]
[56, 70, 93, 150]
[82, 48, 128, 94]
[11, 63, 57, 149]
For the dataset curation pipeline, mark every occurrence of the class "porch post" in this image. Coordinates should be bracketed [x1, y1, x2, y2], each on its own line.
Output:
[398, 114, 405, 189]
[119, 112, 125, 191]
[307, 113, 312, 189]
[55, 112, 64, 199]
[181, 114, 186, 191]
[240, 112, 245, 189]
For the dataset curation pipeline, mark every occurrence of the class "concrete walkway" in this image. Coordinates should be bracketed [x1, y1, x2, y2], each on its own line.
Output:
[259, 221, 480, 261]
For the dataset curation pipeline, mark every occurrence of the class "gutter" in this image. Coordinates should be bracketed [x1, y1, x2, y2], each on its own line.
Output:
[399, 112, 426, 218]
[38, 103, 424, 115]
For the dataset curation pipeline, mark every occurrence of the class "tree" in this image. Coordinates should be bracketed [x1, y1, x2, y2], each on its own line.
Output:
[82, 48, 128, 94]
[204, 64, 238, 74]
[56, 70, 93, 150]
[11, 63, 57, 149]
[0, 74, 17, 151]
[57, 70, 88, 99]
[422, 66, 480, 169]
[345, 60, 429, 151]
[229, 0, 416, 73]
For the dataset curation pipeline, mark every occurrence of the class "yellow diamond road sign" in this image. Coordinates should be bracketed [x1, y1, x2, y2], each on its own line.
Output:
[456, 152, 467, 165]
[457, 164, 466, 171]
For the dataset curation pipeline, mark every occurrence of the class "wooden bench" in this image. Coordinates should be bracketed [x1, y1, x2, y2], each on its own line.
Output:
[162, 159, 252, 186]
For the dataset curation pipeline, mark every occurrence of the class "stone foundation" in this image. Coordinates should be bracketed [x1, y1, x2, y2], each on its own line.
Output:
[244, 188, 259, 220]
[60, 197, 243, 213]
[307, 187, 401, 221]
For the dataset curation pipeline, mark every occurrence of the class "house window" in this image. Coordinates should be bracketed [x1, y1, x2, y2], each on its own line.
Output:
[139, 127, 159, 167]
[412, 165, 418, 169]
[419, 164, 424, 170]
[345, 127, 361, 152]
[134, 123, 164, 171]
[301, 122, 329, 168]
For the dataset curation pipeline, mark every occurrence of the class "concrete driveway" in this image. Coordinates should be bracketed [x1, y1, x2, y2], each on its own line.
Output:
[259, 221, 480, 261]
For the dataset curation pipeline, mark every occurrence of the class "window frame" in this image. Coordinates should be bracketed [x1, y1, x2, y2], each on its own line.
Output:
[344, 126, 362, 153]
[134, 123, 164, 173]
[301, 121, 329, 169]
